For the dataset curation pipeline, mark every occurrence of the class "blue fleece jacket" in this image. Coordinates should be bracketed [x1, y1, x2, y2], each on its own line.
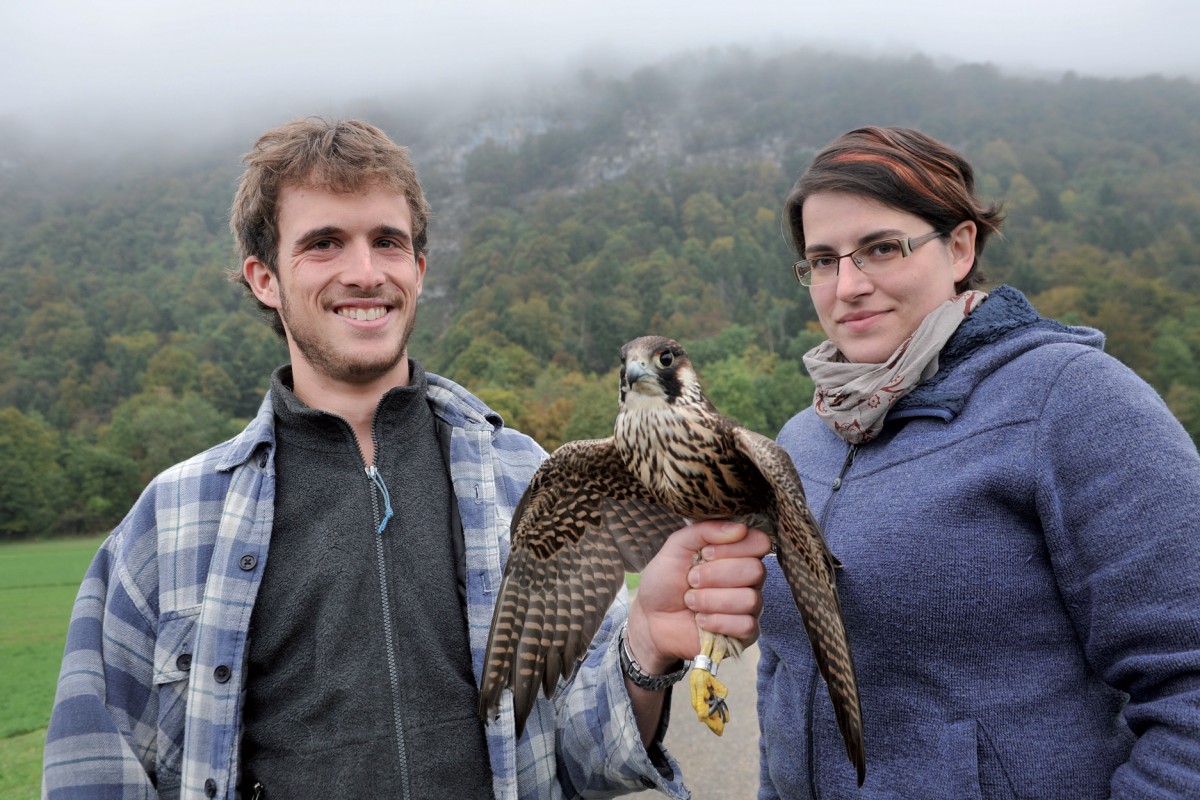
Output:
[757, 285, 1200, 799]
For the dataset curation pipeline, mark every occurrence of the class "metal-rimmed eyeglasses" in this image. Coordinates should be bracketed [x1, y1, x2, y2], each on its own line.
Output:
[792, 230, 944, 287]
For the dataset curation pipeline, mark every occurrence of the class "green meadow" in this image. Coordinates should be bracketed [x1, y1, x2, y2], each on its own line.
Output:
[1, 535, 106, 800]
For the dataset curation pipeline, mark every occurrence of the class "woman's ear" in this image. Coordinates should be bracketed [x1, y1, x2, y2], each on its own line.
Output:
[949, 220, 977, 283]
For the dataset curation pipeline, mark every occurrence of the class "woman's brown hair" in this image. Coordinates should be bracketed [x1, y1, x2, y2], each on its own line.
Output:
[784, 126, 1004, 292]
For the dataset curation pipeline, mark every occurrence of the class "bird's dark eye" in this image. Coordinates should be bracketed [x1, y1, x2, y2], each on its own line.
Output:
[658, 350, 674, 367]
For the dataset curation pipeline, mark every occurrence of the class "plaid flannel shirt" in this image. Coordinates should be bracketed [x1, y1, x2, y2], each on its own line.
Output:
[43, 372, 687, 800]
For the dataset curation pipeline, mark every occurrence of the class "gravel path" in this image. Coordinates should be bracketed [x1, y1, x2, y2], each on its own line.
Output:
[629, 646, 760, 799]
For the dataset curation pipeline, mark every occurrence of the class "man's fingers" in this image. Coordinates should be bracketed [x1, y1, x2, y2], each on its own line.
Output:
[688, 555, 766, 590]
[699, 527, 772, 561]
[691, 584, 764, 647]
[664, 520, 751, 556]
[692, 612, 760, 644]
[663, 520, 772, 562]
[685, 586, 764, 618]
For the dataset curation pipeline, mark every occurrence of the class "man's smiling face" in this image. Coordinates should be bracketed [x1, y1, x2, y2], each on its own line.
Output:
[245, 181, 426, 391]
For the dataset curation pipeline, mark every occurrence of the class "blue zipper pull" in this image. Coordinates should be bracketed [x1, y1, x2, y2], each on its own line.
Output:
[366, 465, 394, 535]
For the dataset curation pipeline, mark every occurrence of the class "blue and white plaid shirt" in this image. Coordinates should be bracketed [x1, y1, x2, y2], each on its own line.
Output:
[43, 372, 688, 800]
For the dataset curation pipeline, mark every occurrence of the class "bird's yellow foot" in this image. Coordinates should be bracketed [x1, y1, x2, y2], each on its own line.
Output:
[689, 655, 730, 735]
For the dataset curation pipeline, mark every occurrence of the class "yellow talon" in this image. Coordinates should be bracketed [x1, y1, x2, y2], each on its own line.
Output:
[689, 629, 731, 735]
[689, 667, 729, 734]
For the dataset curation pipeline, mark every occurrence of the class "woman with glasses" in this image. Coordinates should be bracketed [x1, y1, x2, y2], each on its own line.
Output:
[757, 126, 1200, 798]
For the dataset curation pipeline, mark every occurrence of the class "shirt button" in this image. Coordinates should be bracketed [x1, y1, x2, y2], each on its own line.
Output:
[214, 665, 231, 683]
[258, 452, 268, 469]
[239, 554, 257, 571]
[204, 777, 217, 797]
[176, 653, 192, 671]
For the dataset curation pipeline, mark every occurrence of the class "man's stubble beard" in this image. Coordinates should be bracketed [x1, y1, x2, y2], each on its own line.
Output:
[280, 293, 419, 386]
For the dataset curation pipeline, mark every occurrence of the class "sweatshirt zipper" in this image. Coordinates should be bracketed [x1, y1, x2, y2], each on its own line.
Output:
[367, 460, 412, 800]
[831, 444, 858, 493]
[807, 442, 858, 799]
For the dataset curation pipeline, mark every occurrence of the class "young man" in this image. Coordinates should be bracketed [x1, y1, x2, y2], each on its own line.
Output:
[43, 118, 769, 799]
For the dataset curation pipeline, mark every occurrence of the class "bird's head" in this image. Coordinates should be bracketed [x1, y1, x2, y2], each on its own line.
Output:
[619, 336, 701, 407]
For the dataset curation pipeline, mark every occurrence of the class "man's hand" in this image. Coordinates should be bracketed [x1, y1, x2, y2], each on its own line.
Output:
[627, 521, 770, 680]
[621, 521, 769, 744]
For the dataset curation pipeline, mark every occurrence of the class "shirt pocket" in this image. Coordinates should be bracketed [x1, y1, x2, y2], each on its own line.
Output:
[153, 607, 201, 795]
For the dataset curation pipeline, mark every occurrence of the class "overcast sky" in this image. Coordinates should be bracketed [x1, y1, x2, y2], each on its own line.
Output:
[3, 0, 1198, 141]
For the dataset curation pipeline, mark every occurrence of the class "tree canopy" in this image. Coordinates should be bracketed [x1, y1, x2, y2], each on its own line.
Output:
[2, 48, 1198, 539]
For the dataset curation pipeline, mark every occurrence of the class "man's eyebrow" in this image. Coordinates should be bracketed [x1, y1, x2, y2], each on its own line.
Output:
[377, 225, 412, 242]
[292, 225, 413, 246]
[805, 229, 906, 255]
[295, 225, 342, 245]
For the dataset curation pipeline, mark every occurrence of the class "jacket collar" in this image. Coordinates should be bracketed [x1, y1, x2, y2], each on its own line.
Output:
[213, 367, 507, 473]
[889, 284, 1103, 422]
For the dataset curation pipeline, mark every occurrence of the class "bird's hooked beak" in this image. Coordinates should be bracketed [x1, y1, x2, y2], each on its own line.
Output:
[624, 358, 651, 389]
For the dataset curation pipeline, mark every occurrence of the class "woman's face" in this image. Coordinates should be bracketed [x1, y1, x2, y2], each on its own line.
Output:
[801, 191, 976, 364]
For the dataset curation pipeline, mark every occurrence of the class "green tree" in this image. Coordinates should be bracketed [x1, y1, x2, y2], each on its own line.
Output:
[198, 361, 242, 417]
[447, 338, 542, 391]
[0, 408, 63, 540]
[562, 370, 621, 442]
[20, 300, 98, 366]
[681, 191, 735, 243]
[103, 389, 242, 483]
[142, 344, 200, 395]
[702, 356, 770, 433]
[106, 331, 160, 389]
[57, 438, 142, 534]
[700, 346, 814, 438]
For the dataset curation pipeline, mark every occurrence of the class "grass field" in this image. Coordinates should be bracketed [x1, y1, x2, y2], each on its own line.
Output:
[1, 534, 107, 800]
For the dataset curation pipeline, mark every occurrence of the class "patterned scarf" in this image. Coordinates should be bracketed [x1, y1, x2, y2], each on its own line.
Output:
[803, 291, 988, 444]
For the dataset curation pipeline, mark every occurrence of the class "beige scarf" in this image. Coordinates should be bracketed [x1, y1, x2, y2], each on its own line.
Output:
[804, 291, 987, 444]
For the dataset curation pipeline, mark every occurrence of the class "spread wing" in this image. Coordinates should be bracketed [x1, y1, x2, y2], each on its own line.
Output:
[478, 437, 687, 736]
[732, 426, 866, 786]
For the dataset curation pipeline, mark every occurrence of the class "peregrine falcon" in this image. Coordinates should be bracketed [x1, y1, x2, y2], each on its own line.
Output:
[478, 335, 865, 785]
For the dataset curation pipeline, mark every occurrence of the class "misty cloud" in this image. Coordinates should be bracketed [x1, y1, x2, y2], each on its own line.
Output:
[3, 0, 1198, 145]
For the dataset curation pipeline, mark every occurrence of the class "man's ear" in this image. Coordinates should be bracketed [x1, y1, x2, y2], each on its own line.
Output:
[244, 257, 281, 309]
[415, 252, 427, 296]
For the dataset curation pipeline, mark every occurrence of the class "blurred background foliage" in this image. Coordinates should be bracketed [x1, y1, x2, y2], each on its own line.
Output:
[2, 47, 1198, 540]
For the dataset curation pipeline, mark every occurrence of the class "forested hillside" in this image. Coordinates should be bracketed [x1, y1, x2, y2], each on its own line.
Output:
[2, 47, 1199, 540]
